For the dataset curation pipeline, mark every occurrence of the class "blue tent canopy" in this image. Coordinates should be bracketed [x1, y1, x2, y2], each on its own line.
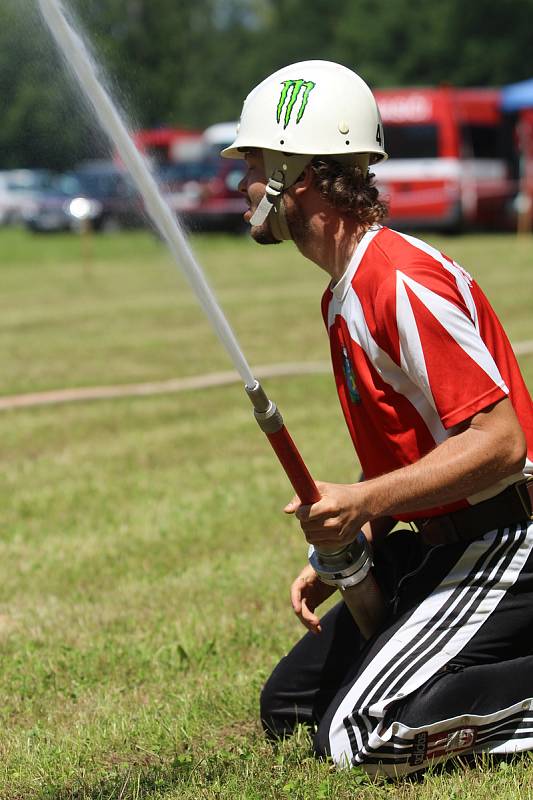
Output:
[501, 79, 533, 112]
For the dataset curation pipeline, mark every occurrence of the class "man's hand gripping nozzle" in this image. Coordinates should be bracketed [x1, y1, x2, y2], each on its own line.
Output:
[245, 380, 387, 639]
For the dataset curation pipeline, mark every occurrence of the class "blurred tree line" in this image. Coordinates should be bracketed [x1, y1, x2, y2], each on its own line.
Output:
[1, 0, 532, 170]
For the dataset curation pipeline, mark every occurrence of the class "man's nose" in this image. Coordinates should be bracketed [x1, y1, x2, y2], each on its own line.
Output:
[238, 173, 249, 195]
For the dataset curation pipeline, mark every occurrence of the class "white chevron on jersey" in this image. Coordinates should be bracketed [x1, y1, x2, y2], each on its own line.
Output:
[395, 270, 508, 393]
[395, 230, 479, 328]
[328, 285, 447, 444]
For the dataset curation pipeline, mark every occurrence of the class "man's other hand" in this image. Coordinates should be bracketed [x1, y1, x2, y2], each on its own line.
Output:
[290, 563, 336, 634]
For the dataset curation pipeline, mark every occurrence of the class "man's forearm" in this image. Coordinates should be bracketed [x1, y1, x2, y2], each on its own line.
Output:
[287, 398, 526, 549]
[363, 399, 526, 521]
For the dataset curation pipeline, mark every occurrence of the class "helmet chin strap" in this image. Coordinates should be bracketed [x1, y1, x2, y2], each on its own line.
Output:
[249, 150, 311, 241]
[248, 174, 291, 241]
[268, 194, 291, 241]
[248, 172, 285, 229]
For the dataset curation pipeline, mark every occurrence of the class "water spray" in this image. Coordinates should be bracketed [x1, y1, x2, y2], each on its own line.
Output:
[37, 0, 386, 639]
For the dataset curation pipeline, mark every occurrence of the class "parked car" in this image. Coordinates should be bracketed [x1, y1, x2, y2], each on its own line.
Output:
[0, 169, 53, 225]
[160, 123, 247, 232]
[25, 161, 144, 233]
[160, 156, 246, 232]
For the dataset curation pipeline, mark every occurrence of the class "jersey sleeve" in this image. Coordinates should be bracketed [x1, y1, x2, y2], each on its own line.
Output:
[376, 266, 509, 429]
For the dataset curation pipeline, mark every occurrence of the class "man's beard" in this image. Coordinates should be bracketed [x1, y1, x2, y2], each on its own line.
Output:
[284, 197, 311, 250]
[251, 220, 281, 246]
[249, 196, 310, 247]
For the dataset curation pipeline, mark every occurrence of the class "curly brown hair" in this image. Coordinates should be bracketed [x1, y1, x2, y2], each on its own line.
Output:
[310, 157, 388, 227]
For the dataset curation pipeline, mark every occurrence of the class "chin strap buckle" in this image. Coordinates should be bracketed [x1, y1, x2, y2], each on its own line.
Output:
[249, 174, 285, 226]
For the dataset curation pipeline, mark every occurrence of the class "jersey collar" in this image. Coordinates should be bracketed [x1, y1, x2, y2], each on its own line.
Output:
[331, 226, 382, 301]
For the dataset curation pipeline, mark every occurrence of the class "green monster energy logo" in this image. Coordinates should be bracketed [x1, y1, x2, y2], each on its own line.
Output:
[276, 79, 316, 129]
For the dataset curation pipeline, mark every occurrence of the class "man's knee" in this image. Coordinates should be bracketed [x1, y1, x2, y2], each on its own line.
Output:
[259, 658, 315, 739]
[259, 603, 357, 740]
[259, 671, 288, 739]
[259, 660, 311, 740]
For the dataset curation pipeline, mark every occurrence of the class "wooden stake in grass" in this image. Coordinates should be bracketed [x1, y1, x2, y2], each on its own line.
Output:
[79, 217, 93, 280]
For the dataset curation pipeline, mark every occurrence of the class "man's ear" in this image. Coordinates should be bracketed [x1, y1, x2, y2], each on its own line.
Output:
[291, 164, 314, 195]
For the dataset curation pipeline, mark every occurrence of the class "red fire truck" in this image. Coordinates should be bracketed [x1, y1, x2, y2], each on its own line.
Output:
[132, 127, 202, 165]
[373, 87, 516, 231]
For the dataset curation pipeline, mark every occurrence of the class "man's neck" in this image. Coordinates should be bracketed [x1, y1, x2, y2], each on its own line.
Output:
[295, 218, 369, 284]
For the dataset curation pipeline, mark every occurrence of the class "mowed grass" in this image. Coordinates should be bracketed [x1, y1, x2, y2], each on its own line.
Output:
[0, 227, 532, 799]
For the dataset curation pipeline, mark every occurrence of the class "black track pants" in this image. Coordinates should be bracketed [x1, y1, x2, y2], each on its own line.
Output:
[261, 522, 533, 777]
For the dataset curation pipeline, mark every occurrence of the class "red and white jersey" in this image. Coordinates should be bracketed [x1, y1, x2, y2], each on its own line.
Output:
[321, 226, 533, 520]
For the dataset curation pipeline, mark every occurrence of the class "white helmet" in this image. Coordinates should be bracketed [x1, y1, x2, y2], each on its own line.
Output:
[221, 60, 387, 239]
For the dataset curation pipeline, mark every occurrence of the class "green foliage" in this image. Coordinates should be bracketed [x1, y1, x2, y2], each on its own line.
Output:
[1, 0, 532, 169]
[0, 0, 106, 169]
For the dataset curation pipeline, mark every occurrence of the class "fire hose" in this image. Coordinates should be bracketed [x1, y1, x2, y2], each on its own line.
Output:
[246, 382, 386, 639]
[38, 0, 387, 640]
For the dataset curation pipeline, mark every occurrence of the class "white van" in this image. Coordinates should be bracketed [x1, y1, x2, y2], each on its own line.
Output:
[202, 122, 239, 156]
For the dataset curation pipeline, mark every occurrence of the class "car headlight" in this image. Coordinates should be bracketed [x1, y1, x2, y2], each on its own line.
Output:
[67, 197, 102, 220]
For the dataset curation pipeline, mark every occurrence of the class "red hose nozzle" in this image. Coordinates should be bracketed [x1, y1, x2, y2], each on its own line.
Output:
[245, 381, 320, 505]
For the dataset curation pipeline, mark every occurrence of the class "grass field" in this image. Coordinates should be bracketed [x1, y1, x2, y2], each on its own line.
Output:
[0, 227, 532, 799]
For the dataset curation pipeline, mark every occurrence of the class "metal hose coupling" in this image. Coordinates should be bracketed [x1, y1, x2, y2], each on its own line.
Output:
[308, 531, 373, 589]
[245, 380, 284, 434]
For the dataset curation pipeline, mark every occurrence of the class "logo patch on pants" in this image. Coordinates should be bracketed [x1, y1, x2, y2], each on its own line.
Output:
[409, 726, 477, 766]
[431, 726, 477, 755]
[421, 726, 478, 761]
